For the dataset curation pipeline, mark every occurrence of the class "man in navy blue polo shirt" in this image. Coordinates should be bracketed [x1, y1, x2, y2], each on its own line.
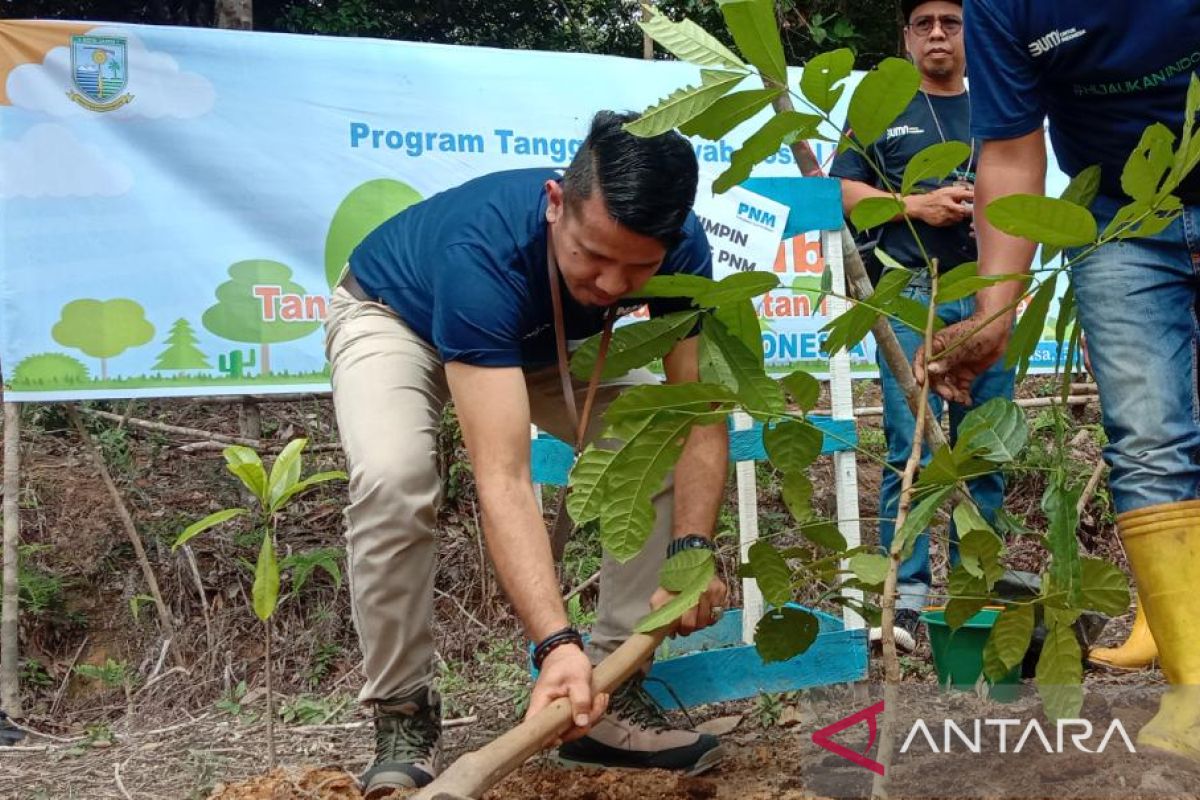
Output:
[326, 110, 729, 795]
[831, 0, 1014, 654]
[915, 2, 1200, 762]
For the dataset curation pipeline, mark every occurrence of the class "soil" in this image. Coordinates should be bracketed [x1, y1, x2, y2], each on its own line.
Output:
[1, 379, 1165, 800]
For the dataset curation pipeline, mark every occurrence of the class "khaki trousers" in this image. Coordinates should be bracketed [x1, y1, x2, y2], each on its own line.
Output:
[325, 285, 673, 703]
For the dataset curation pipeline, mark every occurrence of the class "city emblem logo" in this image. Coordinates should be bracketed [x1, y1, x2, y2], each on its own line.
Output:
[69, 35, 134, 111]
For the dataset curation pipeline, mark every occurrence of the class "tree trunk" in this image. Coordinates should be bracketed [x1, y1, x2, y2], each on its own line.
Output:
[2, 403, 22, 716]
[216, 0, 252, 30]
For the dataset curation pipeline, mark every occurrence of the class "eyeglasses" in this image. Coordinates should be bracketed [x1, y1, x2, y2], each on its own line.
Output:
[907, 14, 963, 37]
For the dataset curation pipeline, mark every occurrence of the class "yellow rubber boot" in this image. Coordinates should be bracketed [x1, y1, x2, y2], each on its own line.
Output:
[1119, 499, 1200, 761]
[1088, 597, 1158, 670]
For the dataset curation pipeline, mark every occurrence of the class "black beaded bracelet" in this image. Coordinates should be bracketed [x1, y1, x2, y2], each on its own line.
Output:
[667, 534, 717, 559]
[532, 626, 584, 670]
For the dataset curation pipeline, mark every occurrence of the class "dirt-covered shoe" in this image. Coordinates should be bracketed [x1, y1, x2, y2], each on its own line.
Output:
[360, 685, 441, 798]
[557, 674, 724, 775]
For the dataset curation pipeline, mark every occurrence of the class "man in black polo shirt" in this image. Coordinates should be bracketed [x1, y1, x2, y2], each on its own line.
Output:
[830, 0, 1014, 651]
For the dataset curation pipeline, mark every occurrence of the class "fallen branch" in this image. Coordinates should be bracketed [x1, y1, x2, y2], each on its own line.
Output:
[563, 570, 601, 602]
[68, 407, 181, 666]
[114, 756, 134, 800]
[77, 406, 260, 446]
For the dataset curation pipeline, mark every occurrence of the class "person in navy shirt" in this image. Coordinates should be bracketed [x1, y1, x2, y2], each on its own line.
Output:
[915, 1, 1200, 763]
[832, 0, 1014, 655]
[325, 111, 729, 794]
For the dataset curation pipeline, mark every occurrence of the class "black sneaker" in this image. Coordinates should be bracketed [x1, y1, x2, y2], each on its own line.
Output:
[869, 609, 923, 653]
[360, 685, 441, 798]
[557, 674, 724, 775]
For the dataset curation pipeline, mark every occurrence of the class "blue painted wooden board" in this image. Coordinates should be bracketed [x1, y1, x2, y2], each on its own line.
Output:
[643, 606, 869, 708]
[529, 606, 868, 708]
[740, 176, 844, 237]
[531, 415, 858, 487]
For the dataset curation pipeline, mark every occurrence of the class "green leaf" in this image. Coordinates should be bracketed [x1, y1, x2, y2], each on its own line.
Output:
[894, 485, 955, 561]
[267, 437, 307, 510]
[599, 411, 726, 561]
[1121, 122, 1175, 202]
[630, 273, 716, 302]
[959, 530, 1005, 589]
[887, 295, 944, 335]
[799, 519, 847, 552]
[902, 141, 972, 194]
[713, 297, 763, 362]
[849, 552, 888, 585]
[252, 533, 280, 621]
[982, 604, 1035, 682]
[747, 541, 792, 606]
[638, 4, 747, 70]
[754, 606, 820, 662]
[763, 420, 823, 475]
[952, 502, 992, 536]
[702, 317, 785, 415]
[713, 111, 821, 193]
[1036, 618, 1084, 721]
[718, 0, 788, 84]
[819, 265, 910, 356]
[800, 48, 854, 113]
[946, 565, 989, 631]
[1004, 274, 1058, 381]
[659, 548, 715, 593]
[780, 370, 820, 412]
[985, 195, 1097, 247]
[568, 443, 622, 525]
[635, 556, 715, 632]
[955, 397, 1029, 463]
[846, 57, 920, 150]
[605, 382, 737, 426]
[679, 88, 781, 140]
[1042, 476, 1083, 608]
[223, 446, 268, 505]
[173, 507, 248, 550]
[571, 310, 701, 380]
[700, 271, 780, 306]
[626, 69, 746, 138]
[269, 470, 347, 514]
[849, 196, 903, 232]
[1079, 557, 1131, 617]
[935, 262, 1029, 304]
[1102, 196, 1183, 240]
[1042, 165, 1102, 265]
[781, 472, 814, 523]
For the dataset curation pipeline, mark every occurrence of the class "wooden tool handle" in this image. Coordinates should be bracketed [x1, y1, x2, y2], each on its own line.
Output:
[412, 626, 669, 800]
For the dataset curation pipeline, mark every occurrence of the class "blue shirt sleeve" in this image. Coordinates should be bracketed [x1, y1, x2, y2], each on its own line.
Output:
[965, 0, 1045, 141]
[432, 243, 526, 367]
[829, 125, 876, 184]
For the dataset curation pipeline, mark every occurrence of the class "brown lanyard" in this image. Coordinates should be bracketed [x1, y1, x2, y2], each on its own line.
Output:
[546, 237, 616, 558]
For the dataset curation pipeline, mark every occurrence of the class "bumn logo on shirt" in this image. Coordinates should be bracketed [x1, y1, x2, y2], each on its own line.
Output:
[1028, 28, 1086, 57]
[885, 125, 925, 140]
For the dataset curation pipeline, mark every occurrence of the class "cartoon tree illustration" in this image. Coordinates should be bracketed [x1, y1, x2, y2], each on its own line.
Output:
[51, 298, 154, 380]
[152, 318, 211, 372]
[202, 260, 320, 376]
[324, 178, 422, 288]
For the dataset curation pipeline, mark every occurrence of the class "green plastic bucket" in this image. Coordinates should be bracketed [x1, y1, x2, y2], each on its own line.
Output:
[920, 607, 1022, 702]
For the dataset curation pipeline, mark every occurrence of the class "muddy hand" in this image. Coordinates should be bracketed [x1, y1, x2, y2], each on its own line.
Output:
[913, 314, 1009, 405]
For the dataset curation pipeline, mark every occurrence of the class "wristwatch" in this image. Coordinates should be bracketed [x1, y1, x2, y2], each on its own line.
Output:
[667, 534, 717, 558]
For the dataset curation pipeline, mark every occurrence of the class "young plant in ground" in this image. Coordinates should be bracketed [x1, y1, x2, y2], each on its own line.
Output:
[172, 438, 346, 767]
[582, 2, 1196, 728]
[75, 658, 136, 718]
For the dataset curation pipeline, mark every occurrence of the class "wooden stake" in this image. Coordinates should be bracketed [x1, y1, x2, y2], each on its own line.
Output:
[2, 403, 22, 715]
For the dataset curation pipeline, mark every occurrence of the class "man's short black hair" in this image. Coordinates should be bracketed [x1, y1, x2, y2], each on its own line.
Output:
[901, 0, 962, 22]
[562, 110, 699, 248]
